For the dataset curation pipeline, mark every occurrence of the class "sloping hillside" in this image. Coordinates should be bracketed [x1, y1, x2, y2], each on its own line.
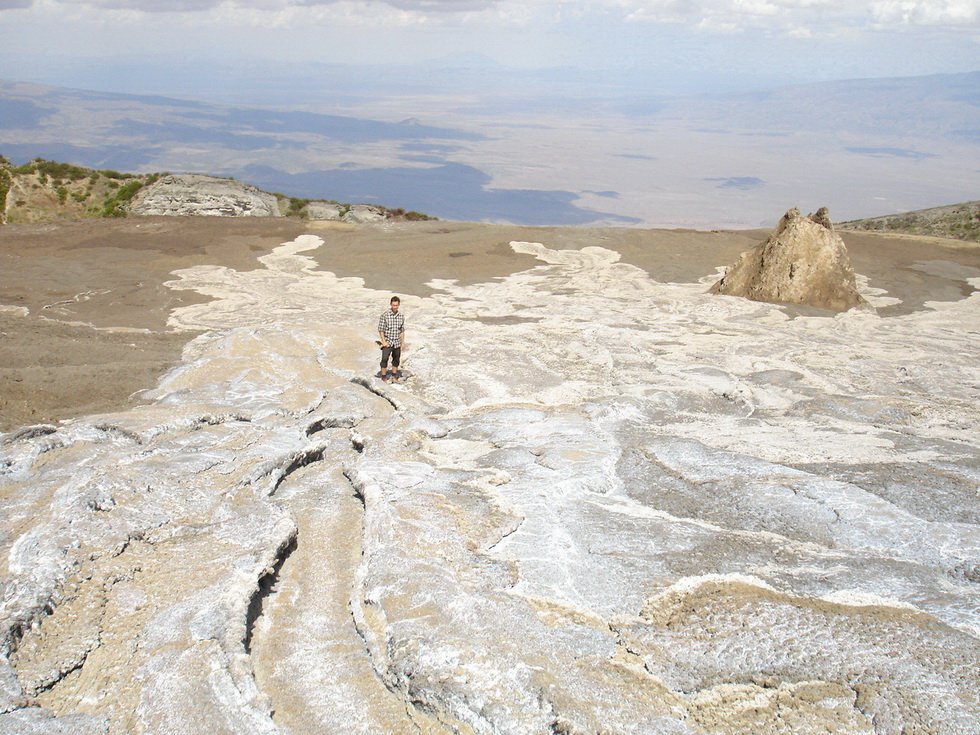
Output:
[839, 201, 980, 243]
[0, 155, 433, 224]
[0, 156, 158, 224]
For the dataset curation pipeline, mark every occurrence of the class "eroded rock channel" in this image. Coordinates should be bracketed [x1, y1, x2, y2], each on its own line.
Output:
[1, 234, 977, 734]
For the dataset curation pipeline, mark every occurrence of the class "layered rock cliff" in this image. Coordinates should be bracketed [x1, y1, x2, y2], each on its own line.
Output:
[129, 174, 283, 217]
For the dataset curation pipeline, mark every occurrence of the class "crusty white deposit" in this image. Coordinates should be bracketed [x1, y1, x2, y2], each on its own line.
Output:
[1, 234, 977, 734]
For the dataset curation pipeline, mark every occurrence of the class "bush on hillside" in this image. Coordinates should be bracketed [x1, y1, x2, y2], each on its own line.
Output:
[0, 169, 10, 222]
[34, 159, 89, 181]
[288, 197, 311, 217]
[388, 207, 435, 221]
[102, 180, 144, 217]
[6, 158, 90, 182]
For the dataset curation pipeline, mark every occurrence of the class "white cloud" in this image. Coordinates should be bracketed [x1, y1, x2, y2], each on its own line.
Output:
[732, 0, 781, 18]
[872, 0, 980, 26]
[2, 0, 979, 37]
[361, 0, 500, 10]
[77, 0, 226, 9]
[68, 0, 503, 12]
[610, 0, 980, 32]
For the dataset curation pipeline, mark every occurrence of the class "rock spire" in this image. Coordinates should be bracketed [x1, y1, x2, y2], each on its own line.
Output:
[710, 207, 867, 311]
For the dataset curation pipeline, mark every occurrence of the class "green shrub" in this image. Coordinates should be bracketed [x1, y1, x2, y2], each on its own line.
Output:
[101, 179, 144, 217]
[34, 160, 89, 181]
[56, 185, 68, 204]
[119, 180, 143, 200]
[288, 197, 311, 217]
[0, 169, 10, 220]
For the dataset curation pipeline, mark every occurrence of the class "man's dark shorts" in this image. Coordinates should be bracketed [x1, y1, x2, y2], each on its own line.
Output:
[381, 345, 401, 369]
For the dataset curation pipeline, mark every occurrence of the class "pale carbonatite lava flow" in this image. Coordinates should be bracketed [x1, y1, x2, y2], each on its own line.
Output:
[0, 234, 977, 734]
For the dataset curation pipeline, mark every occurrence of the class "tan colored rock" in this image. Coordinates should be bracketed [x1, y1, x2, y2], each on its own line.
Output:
[710, 207, 867, 311]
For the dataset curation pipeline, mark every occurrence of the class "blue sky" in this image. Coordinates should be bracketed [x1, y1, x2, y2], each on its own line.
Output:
[1, 1, 978, 96]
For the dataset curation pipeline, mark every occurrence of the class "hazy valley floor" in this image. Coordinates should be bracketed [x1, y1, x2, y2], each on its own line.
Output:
[0, 218, 978, 734]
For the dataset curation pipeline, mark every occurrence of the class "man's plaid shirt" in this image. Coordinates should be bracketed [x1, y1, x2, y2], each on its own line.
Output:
[378, 309, 404, 347]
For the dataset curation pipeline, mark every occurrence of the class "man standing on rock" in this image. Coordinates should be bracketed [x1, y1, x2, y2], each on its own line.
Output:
[378, 296, 406, 382]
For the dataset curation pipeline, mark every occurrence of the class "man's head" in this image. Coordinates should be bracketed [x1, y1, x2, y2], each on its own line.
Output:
[390, 296, 400, 312]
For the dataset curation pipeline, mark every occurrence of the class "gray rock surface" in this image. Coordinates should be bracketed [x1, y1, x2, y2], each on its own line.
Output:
[303, 201, 344, 221]
[343, 204, 386, 224]
[129, 175, 282, 217]
[710, 207, 867, 311]
[303, 202, 386, 223]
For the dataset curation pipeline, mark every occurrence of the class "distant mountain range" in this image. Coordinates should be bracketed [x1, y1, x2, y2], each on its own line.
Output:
[2, 73, 977, 228]
[0, 77, 638, 226]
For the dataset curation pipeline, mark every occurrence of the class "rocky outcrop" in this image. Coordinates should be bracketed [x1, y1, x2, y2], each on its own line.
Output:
[303, 202, 387, 223]
[710, 207, 867, 311]
[304, 201, 344, 221]
[129, 174, 282, 217]
[0, 158, 432, 224]
[343, 204, 386, 224]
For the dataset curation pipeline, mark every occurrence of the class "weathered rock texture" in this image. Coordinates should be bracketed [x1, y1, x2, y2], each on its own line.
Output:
[710, 207, 867, 311]
[303, 201, 344, 220]
[1, 235, 977, 734]
[343, 204, 387, 224]
[129, 174, 282, 217]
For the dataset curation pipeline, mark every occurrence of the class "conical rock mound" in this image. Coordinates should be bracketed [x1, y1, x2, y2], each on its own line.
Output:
[710, 207, 867, 311]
